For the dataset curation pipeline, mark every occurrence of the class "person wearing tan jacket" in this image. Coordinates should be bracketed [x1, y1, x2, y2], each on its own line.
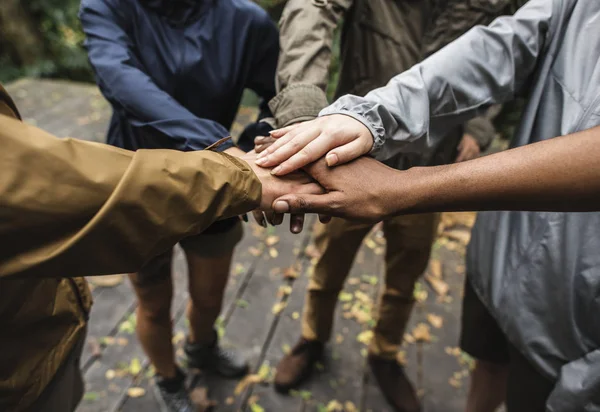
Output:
[258, 1, 514, 411]
[0, 84, 319, 412]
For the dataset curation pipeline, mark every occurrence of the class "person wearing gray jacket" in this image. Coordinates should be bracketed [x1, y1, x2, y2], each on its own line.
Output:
[255, 0, 600, 410]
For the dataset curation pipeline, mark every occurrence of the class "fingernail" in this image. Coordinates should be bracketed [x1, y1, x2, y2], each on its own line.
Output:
[255, 157, 268, 166]
[326, 153, 338, 167]
[274, 201, 289, 213]
[271, 166, 282, 175]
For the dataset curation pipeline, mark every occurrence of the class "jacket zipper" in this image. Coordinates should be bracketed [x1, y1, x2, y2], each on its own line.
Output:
[67, 278, 90, 321]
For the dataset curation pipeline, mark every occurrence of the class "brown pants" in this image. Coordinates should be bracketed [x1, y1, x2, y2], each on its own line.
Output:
[302, 214, 439, 359]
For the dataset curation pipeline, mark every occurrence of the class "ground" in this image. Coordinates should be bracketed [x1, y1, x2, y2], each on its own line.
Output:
[7, 79, 480, 412]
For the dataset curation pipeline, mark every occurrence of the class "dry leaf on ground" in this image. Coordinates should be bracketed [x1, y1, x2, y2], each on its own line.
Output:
[412, 323, 432, 343]
[234, 374, 263, 396]
[427, 313, 444, 329]
[425, 274, 449, 297]
[429, 259, 442, 279]
[269, 248, 279, 258]
[265, 235, 280, 246]
[272, 302, 287, 315]
[127, 387, 146, 398]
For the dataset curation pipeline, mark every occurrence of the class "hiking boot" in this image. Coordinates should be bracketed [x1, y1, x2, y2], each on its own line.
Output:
[274, 338, 324, 393]
[368, 354, 421, 412]
[185, 331, 249, 378]
[152, 369, 195, 412]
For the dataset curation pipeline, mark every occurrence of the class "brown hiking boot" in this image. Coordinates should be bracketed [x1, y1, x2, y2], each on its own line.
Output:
[274, 338, 324, 393]
[368, 354, 421, 412]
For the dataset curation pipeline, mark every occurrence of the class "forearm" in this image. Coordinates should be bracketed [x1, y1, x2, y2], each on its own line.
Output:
[0, 116, 261, 279]
[398, 127, 600, 214]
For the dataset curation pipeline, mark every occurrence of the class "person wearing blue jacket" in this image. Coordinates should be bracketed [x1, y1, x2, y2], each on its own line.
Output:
[80, 1, 279, 410]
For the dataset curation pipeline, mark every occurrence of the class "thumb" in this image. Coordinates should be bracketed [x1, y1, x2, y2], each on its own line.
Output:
[326, 137, 371, 166]
[272, 192, 339, 215]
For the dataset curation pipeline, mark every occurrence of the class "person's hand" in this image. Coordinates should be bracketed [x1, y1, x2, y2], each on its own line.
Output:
[254, 134, 277, 154]
[271, 157, 408, 222]
[456, 134, 481, 162]
[254, 114, 374, 176]
[232, 151, 324, 233]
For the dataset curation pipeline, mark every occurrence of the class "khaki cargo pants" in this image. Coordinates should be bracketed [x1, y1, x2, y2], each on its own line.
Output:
[302, 214, 439, 359]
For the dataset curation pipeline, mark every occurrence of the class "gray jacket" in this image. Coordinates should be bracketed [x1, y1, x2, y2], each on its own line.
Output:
[321, 0, 600, 410]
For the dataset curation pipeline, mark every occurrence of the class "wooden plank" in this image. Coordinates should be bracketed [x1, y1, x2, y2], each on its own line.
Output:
[208, 218, 314, 411]
[118, 223, 267, 412]
[420, 245, 469, 412]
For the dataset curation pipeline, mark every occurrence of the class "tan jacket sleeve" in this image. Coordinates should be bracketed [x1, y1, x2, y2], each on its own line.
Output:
[269, 0, 353, 127]
[0, 115, 261, 279]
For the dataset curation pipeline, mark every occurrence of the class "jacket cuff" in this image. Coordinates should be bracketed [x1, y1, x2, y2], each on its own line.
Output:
[269, 84, 329, 127]
[319, 96, 385, 155]
[464, 117, 496, 151]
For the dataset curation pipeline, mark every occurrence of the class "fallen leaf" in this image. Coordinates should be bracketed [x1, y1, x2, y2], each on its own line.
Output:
[374, 247, 385, 256]
[127, 387, 146, 398]
[282, 344, 291, 354]
[100, 336, 115, 346]
[360, 348, 368, 357]
[326, 400, 344, 411]
[234, 264, 246, 275]
[172, 331, 185, 345]
[236, 299, 249, 309]
[105, 369, 116, 380]
[354, 290, 371, 304]
[250, 403, 265, 412]
[225, 397, 235, 405]
[448, 377, 462, 388]
[412, 323, 432, 343]
[258, 363, 271, 380]
[87, 274, 123, 287]
[88, 338, 102, 358]
[348, 277, 360, 286]
[299, 390, 312, 400]
[429, 259, 443, 279]
[425, 275, 449, 297]
[413, 282, 429, 303]
[365, 238, 377, 250]
[117, 338, 129, 346]
[248, 395, 260, 405]
[304, 244, 321, 258]
[277, 285, 292, 297]
[269, 267, 281, 276]
[83, 392, 99, 401]
[345, 401, 358, 412]
[266, 235, 280, 246]
[292, 311, 300, 320]
[234, 374, 263, 395]
[339, 292, 353, 302]
[404, 333, 416, 344]
[269, 248, 279, 258]
[272, 301, 287, 315]
[335, 334, 344, 344]
[357, 330, 374, 345]
[361, 275, 378, 286]
[427, 313, 444, 329]
[249, 246, 262, 256]
[284, 266, 299, 279]
[129, 358, 142, 376]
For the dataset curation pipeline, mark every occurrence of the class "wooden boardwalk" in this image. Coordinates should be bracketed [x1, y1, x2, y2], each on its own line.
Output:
[7, 79, 477, 412]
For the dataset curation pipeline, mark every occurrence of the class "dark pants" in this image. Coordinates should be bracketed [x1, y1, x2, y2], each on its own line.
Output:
[27, 330, 86, 412]
[460, 277, 555, 412]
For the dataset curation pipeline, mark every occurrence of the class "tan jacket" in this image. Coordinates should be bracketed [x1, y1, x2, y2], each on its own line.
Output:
[0, 86, 261, 411]
[270, 0, 509, 164]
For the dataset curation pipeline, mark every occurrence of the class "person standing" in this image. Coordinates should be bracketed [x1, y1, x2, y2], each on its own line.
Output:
[260, 1, 510, 410]
[80, 0, 279, 410]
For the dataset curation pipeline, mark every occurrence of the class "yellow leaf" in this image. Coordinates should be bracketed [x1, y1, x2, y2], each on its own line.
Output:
[127, 387, 146, 398]
[304, 244, 321, 259]
[292, 311, 300, 320]
[404, 333, 416, 344]
[354, 290, 371, 304]
[234, 374, 263, 396]
[284, 266, 299, 279]
[357, 330, 374, 345]
[335, 334, 344, 344]
[365, 238, 377, 250]
[272, 302, 287, 315]
[425, 275, 449, 297]
[129, 358, 142, 376]
[427, 313, 444, 329]
[374, 247, 385, 256]
[339, 292, 353, 302]
[448, 377, 462, 388]
[429, 259, 443, 279]
[105, 370, 116, 380]
[172, 331, 185, 345]
[249, 246, 262, 256]
[225, 397, 235, 405]
[345, 401, 358, 412]
[326, 400, 344, 411]
[117, 338, 129, 346]
[269, 248, 279, 258]
[348, 277, 360, 286]
[266, 235, 280, 246]
[412, 323, 432, 343]
[277, 285, 292, 297]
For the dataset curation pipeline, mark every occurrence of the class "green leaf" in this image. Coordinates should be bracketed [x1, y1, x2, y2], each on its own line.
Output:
[250, 403, 265, 412]
[236, 299, 249, 309]
[338, 292, 353, 302]
[83, 392, 99, 401]
[129, 358, 142, 376]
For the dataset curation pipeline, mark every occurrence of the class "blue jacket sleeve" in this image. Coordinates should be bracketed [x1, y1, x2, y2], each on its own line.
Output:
[80, 0, 232, 151]
[245, 11, 279, 120]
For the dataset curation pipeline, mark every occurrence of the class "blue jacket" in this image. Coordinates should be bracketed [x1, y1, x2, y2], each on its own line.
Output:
[80, 0, 278, 152]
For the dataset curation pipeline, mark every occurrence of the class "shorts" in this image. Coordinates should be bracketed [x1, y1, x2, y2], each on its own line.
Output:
[460, 275, 556, 412]
[132, 218, 243, 287]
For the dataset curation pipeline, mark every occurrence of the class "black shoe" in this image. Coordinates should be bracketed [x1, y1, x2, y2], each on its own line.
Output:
[152, 369, 195, 412]
[185, 330, 249, 378]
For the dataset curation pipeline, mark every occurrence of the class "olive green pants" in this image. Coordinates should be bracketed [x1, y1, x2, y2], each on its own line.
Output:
[302, 214, 439, 359]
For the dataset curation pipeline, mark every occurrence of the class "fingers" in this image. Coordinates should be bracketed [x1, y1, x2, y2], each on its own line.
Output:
[254, 135, 277, 154]
[256, 128, 322, 173]
[272, 192, 340, 215]
[290, 214, 305, 234]
[326, 137, 371, 167]
[252, 210, 267, 228]
[319, 214, 332, 224]
[269, 122, 302, 138]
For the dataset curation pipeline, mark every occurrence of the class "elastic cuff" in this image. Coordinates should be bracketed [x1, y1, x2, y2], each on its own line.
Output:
[318, 108, 383, 152]
[269, 84, 328, 127]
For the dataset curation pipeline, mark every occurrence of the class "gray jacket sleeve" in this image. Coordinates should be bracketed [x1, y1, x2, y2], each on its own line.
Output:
[547, 350, 600, 412]
[320, 0, 556, 161]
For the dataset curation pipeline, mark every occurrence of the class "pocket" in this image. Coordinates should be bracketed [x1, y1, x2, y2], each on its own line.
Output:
[468, 0, 511, 14]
